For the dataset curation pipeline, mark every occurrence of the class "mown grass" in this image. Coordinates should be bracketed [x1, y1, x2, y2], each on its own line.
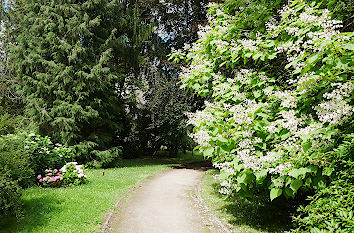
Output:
[0, 152, 204, 233]
[201, 169, 296, 233]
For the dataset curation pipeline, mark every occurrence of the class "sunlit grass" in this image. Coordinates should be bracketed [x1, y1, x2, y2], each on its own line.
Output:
[201, 169, 295, 233]
[0, 152, 204, 233]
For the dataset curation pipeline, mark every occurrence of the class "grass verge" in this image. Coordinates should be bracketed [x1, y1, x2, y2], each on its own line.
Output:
[0, 152, 203, 233]
[201, 169, 295, 233]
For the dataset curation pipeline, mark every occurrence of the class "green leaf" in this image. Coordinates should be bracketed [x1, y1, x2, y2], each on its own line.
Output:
[253, 52, 262, 60]
[288, 168, 308, 178]
[280, 131, 292, 140]
[263, 86, 274, 93]
[284, 187, 294, 198]
[219, 171, 231, 180]
[306, 165, 318, 174]
[253, 90, 261, 98]
[341, 43, 354, 50]
[237, 172, 255, 185]
[290, 179, 303, 192]
[203, 147, 214, 157]
[307, 53, 321, 65]
[312, 176, 326, 189]
[216, 137, 228, 143]
[322, 167, 334, 177]
[270, 188, 282, 201]
[302, 141, 312, 153]
[255, 169, 267, 184]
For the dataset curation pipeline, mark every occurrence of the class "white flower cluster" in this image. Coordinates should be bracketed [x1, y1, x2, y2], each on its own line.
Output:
[315, 82, 353, 125]
[189, 130, 212, 147]
[176, 0, 353, 197]
[268, 162, 292, 175]
[273, 90, 297, 108]
[61, 162, 87, 178]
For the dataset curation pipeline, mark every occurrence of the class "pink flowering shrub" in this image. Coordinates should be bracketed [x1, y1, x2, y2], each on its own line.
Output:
[37, 162, 87, 187]
[37, 169, 64, 187]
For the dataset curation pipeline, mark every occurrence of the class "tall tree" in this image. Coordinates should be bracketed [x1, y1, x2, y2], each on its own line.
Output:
[9, 0, 151, 161]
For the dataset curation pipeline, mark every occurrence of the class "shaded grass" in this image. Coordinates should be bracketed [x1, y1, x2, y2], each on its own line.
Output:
[201, 169, 295, 233]
[0, 152, 204, 233]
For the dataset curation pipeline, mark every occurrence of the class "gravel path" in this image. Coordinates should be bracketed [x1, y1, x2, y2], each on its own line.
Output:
[108, 166, 227, 233]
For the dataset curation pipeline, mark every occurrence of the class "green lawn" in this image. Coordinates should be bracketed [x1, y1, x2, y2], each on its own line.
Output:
[0, 152, 204, 233]
[201, 169, 295, 233]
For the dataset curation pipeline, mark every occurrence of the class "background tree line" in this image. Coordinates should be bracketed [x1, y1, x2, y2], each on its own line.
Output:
[0, 0, 208, 164]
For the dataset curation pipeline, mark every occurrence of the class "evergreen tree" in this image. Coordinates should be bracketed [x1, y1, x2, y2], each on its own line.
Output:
[9, 0, 151, 162]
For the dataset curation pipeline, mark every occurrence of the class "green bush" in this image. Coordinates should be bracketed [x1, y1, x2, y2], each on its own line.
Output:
[24, 133, 66, 176]
[89, 146, 122, 168]
[0, 134, 34, 187]
[291, 135, 354, 233]
[0, 132, 74, 187]
[37, 162, 87, 187]
[171, 0, 353, 201]
[0, 173, 22, 217]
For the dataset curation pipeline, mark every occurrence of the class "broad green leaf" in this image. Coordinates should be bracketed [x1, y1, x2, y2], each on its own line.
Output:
[302, 141, 312, 152]
[216, 137, 228, 143]
[288, 168, 308, 178]
[203, 147, 214, 157]
[307, 53, 321, 65]
[306, 165, 318, 174]
[255, 169, 267, 184]
[270, 188, 282, 201]
[290, 179, 303, 192]
[253, 90, 261, 98]
[312, 176, 326, 189]
[219, 171, 231, 180]
[284, 187, 294, 198]
[237, 172, 255, 185]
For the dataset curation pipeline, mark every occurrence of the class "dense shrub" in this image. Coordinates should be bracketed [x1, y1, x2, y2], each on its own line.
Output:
[172, 0, 353, 200]
[24, 133, 67, 176]
[291, 135, 354, 233]
[37, 162, 87, 188]
[0, 133, 34, 187]
[171, 0, 353, 231]
[0, 132, 74, 186]
[0, 173, 22, 217]
[87, 146, 122, 168]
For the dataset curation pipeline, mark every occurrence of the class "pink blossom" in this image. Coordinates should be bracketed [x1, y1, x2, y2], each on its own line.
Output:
[59, 177, 63, 180]
[53, 169, 58, 173]
[45, 169, 50, 173]
[48, 173, 52, 176]
[43, 177, 48, 181]
[49, 177, 57, 182]
[37, 175, 42, 179]
[39, 179, 43, 182]
[59, 169, 63, 172]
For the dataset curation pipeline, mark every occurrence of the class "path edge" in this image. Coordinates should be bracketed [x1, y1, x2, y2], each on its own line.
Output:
[195, 172, 233, 233]
[100, 167, 173, 233]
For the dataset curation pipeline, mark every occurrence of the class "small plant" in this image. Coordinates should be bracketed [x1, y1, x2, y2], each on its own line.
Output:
[37, 169, 64, 188]
[61, 162, 87, 186]
[37, 162, 87, 187]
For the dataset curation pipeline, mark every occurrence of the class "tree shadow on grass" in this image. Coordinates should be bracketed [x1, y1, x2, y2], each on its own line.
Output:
[0, 195, 61, 233]
[211, 182, 296, 233]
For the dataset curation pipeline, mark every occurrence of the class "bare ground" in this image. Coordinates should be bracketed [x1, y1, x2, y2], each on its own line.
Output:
[102, 162, 229, 233]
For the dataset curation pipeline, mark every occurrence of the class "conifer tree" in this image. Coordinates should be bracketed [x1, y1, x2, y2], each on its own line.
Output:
[9, 0, 151, 161]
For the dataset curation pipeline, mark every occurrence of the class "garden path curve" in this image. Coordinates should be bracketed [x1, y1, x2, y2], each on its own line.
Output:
[105, 164, 228, 233]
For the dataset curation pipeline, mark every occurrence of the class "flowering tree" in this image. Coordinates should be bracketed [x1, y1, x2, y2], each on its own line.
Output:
[171, 0, 353, 201]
